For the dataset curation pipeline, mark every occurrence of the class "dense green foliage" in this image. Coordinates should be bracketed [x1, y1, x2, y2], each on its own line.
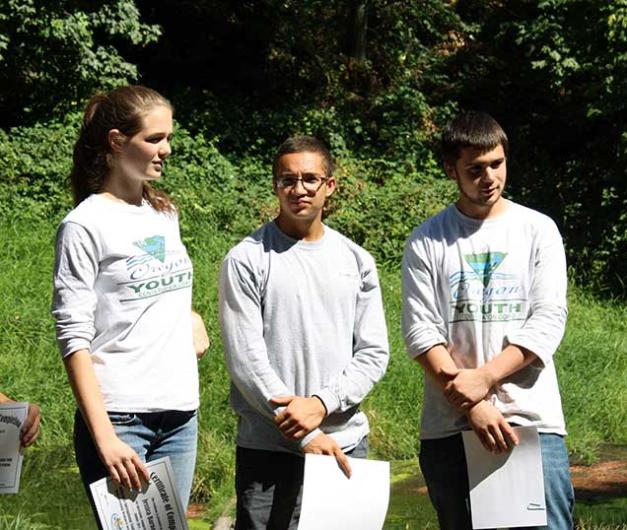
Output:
[2, 0, 624, 293]
[0, 0, 160, 126]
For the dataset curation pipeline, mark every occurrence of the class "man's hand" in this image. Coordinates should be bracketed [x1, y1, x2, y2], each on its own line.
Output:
[20, 403, 41, 447]
[95, 433, 150, 491]
[271, 395, 326, 440]
[303, 433, 352, 478]
[442, 366, 494, 409]
[191, 311, 210, 360]
[466, 400, 518, 454]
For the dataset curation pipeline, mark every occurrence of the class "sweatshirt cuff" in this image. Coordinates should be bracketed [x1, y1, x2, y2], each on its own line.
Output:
[313, 389, 340, 415]
[57, 337, 91, 359]
[504, 335, 550, 368]
[299, 428, 323, 449]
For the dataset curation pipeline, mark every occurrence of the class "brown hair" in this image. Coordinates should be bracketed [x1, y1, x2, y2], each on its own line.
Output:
[441, 111, 509, 165]
[70, 85, 175, 212]
[272, 135, 335, 180]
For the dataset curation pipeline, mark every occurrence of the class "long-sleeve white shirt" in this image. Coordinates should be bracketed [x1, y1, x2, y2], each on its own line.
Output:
[52, 194, 199, 412]
[402, 201, 567, 439]
[219, 221, 389, 454]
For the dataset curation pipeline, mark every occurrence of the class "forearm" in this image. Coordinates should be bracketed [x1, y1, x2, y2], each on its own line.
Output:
[415, 343, 457, 389]
[63, 349, 115, 444]
[0, 392, 11, 404]
[481, 344, 538, 386]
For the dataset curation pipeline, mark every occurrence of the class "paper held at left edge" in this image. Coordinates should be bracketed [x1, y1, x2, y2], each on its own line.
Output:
[0, 402, 28, 494]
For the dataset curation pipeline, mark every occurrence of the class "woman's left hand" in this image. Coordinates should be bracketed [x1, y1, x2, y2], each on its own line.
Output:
[192, 311, 210, 360]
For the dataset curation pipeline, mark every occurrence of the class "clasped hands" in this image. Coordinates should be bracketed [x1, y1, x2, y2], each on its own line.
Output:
[271, 395, 352, 478]
[441, 366, 519, 454]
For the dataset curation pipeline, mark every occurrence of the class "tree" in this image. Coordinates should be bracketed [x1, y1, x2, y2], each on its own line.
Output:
[0, 0, 161, 126]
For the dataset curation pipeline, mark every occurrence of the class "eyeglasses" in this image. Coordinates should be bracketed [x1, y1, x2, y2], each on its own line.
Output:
[275, 173, 328, 192]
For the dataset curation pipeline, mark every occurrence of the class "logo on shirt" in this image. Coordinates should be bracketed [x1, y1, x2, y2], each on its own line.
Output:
[134, 235, 166, 263]
[120, 235, 193, 302]
[463, 251, 507, 287]
[449, 250, 526, 323]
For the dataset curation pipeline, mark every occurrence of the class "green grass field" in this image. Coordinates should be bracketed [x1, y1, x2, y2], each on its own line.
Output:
[0, 215, 625, 528]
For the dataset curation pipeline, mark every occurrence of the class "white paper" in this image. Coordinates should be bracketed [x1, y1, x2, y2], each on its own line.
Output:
[89, 456, 188, 530]
[297, 454, 390, 530]
[0, 402, 28, 494]
[462, 426, 546, 529]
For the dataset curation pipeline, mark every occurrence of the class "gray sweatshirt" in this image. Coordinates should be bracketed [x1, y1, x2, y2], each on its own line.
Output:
[402, 201, 567, 439]
[219, 221, 389, 454]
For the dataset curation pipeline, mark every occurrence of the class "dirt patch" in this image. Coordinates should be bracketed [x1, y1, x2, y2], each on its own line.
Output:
[187, 503, 206, 518]
[571, 460, 627, 501]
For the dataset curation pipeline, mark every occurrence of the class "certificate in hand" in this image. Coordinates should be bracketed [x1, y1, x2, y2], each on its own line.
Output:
[89, 456, 189, 530]
[462, 426, 546, 529]
[0, 401, 28, 494]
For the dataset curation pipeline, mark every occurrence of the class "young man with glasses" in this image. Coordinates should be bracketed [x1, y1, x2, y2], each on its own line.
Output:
[402, 111, 574, 529]
[219, 135, 389, 530]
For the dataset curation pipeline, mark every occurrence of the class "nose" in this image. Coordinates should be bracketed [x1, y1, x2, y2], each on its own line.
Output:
[481, 167, 495, 182]
[159, 140, 171, 159]
[291, 177, 307, 194]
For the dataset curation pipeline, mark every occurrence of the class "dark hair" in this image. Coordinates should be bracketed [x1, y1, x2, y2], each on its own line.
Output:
[272, 135, 335, 179]
[441, 111, 509, 164]
[70, 85, 175, 212]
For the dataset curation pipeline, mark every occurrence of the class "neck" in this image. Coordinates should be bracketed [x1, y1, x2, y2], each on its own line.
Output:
[101, 172, 144, 206]
[275, 214, 325, 241]
[456, 197, 508, 220]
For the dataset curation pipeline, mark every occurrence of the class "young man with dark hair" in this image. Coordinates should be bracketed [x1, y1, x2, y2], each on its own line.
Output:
[220, 135, 389, 530]
[402, 111, 574, 529]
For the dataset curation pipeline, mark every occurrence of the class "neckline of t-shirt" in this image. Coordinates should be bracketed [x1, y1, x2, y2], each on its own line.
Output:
[451, 200, 515, 227]
[90, 193, 154, 214]
[270, 220, 329, 249]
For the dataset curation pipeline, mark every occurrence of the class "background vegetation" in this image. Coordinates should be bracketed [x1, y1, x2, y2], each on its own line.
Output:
[1, 0, 626, 527]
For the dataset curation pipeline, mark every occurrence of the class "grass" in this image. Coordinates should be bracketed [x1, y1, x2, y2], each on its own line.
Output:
[0, 214, 625, 527]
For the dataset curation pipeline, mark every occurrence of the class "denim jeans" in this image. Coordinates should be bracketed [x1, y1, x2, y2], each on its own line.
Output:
[74, 409, 198, 528]
[419, 432, 574, 530]
[235, 436, 368, 530]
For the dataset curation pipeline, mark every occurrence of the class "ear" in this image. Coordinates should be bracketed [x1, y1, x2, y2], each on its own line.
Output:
[444, 161, 458, 181]
[325, 176, 337, 198]
[108, 129, 127, 152]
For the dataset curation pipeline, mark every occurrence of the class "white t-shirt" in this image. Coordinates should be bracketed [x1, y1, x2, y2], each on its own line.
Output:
[402, 201, 567, 439]
[52, 194, 199, 412]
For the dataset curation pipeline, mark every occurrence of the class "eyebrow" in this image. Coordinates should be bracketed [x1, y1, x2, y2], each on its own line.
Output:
[465, 157, 505, 167]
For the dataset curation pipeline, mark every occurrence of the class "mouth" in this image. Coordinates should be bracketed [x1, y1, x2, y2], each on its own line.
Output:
[152, 161, 164, 172]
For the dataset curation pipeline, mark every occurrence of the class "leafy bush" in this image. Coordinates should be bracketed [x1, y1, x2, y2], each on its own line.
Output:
[0, 0, 160, 127]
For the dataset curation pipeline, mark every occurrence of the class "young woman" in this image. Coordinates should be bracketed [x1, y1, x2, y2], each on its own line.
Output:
[51, 86, 206, 520]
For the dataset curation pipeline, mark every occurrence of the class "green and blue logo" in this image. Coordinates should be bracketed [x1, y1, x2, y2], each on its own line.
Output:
[134, 235, 166, 263]
[463, 251, 508, 287]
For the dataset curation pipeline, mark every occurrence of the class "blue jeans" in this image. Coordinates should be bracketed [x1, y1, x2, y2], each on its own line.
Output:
[74, 409, 198, 527]
[235, 437, 369, 530]
[419, 432, 574, 530]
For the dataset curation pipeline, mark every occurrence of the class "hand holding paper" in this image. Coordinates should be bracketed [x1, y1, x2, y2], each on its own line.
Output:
[20, 403, 41, 447]
[467, 400, 519, 453]
[462, 425, 546, 529]
[90, 457, 189, 530]
[0, 402, 29, 494]
[303, 433, 352, 478]
[96, 433, 150, 491]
